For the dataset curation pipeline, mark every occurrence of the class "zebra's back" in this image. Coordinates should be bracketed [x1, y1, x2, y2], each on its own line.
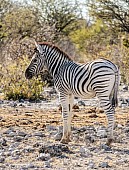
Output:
[55, 58, 119, 101]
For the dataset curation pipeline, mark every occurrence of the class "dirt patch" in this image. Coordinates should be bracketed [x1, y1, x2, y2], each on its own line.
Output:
[0, 106, 129, 170]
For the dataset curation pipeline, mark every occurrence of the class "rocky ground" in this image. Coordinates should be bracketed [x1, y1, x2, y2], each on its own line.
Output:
[0, 89, 129, 170]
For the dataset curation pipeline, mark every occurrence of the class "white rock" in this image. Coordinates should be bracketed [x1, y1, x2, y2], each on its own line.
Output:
[37, 153, 50, 161]
[6, 132, 17, 137]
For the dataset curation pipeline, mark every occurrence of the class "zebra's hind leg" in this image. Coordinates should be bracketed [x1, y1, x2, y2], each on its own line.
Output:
[60, 94, 74, 144]
[99, 98, 115, 146]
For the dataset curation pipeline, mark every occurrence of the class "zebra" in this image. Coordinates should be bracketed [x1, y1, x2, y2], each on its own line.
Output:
[25, 42, 120, 146]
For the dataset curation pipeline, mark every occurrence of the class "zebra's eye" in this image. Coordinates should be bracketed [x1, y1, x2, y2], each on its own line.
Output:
[33, 58, 38, 62]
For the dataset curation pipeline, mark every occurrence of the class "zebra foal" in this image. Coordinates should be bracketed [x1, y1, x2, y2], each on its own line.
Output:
[25, 42, 120, 146]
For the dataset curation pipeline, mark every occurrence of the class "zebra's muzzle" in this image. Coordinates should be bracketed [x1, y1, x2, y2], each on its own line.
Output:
[25, 69, 34, 79]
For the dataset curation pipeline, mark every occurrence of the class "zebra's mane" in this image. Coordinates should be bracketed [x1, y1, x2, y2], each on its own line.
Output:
[37, 42, 73, 61]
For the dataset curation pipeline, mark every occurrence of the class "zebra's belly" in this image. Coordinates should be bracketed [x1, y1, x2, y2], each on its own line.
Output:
[72, 90, 96, 99]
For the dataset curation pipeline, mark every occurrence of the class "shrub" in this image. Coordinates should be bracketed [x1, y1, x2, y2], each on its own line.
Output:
[0, 56, 46, 100]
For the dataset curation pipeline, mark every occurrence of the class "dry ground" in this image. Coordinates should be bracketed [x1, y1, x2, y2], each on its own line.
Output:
[0, 106, 129, 170]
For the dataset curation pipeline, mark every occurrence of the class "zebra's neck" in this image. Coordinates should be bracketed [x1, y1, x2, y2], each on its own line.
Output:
[45, 49, 72, 78]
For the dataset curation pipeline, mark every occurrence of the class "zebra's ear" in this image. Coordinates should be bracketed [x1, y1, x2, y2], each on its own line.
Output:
[34, 41, 43, 53]
[34, 41, 38, 48]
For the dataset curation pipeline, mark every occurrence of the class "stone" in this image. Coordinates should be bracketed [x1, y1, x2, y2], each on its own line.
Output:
[19, 99, 25, 103]
[3, 128, 15, 134]
[44, 160, 51, 168]
[117, 124, 123, 129]
[80, 147, 93, 157]
[17, 131, 27, 137]
[97, 127, 107, 138]
[33, 132, 45, 137]
[78, 100, 85, 106]
[99, 162, 109, 168]
[101, 144, 112, 151]
[88, 160, 95, 169]
[23, 146, 35, 153]
[13, 136, 24, 142]
[54, 132, 62, 141]
[0, 100, 4, 104]
[0, 138, 7, 146]
[6, 132, 17, 137]
[37, 153, 50, 161]
[26, 164, 35, 169]
[0, 157, 5, 163]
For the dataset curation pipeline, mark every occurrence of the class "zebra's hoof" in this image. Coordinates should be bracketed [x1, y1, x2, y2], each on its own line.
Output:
[60, 138, 71, 144]
[106, 138, 114, 146]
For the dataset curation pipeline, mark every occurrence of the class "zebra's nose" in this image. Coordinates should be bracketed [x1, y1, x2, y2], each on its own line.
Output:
[25, 69, 33, 79]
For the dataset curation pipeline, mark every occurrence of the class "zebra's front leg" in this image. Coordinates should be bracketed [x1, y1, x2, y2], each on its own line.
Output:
[67, 94, 74, 141]
[60, 94, 74, 144]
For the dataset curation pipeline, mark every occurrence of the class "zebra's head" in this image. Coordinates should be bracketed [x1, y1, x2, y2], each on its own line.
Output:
[25, 42, 46, 79]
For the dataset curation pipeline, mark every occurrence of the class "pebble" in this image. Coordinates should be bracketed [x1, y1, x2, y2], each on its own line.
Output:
[17, 131, 27, 137]
[88, 160, 95, 169]
[13, 136, 24, 142]
[3, 128, 15, 134]
[100, 144, 112, 151]
[0, 138, 7, 146]
[99, 162, 109, 168]
[26, 163, 35, 169]
[97, 126, 107, 138]
[54, 132, 62, 141]
[0, 157, 5, 163]
[80, 147, 93, 157]
[44, 160, 51, 168]
[37, 153, 51, 161]
[117, 124, 123, 129]
[6, 132, 17, 137]
[33, 132, 45, 137]
[23, 146, 35, 153]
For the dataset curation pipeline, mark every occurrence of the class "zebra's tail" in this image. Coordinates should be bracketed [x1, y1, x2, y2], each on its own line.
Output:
[111, 67, 120, 108]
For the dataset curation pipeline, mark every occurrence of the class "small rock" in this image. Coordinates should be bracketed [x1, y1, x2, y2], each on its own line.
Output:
[101, 144, 112, 151]
[117, 124, 123, 128]
[78, 100, 85, 106]
[23, 147, 35, 153]
[11, 155, 19, 160]
[37, 153, 50, 161]
[0, 138, 7, 146]
[0, 100, 4, 104]
[0, 157, 5, 163]
[3, 128, 15, 134]
[124, 127, 129, 133]
[80, 147, 93, 157]
[20, 166, 28, 170]
[44, 160, 51, 168]
[33, 132, 45, 137]
[26, 164, 35, 168]
[10, 102, 17, 107]
[99, 162, 109, 168]
[105, 156, 112, 160]
[97, 127, 107, 138]
[13, 136, 24, 142]
[88, 160, 95, 169]
[6, 132, 17, 137]
[46, 125, 57, 131]
[55, 126, 63, 141]
[17, 131, 27, 137]
[19, 99, 25, 103]
[54, 132, 62, 141]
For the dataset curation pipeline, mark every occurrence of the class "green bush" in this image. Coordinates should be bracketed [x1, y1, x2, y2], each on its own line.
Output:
[0, 56, 46, 100]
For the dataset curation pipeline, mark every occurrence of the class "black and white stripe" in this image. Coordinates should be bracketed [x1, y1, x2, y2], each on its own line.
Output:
[25, 42, 120, 145]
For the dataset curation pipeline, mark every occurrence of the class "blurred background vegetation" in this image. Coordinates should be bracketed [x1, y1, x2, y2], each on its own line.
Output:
[0, 0, 129, 100]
